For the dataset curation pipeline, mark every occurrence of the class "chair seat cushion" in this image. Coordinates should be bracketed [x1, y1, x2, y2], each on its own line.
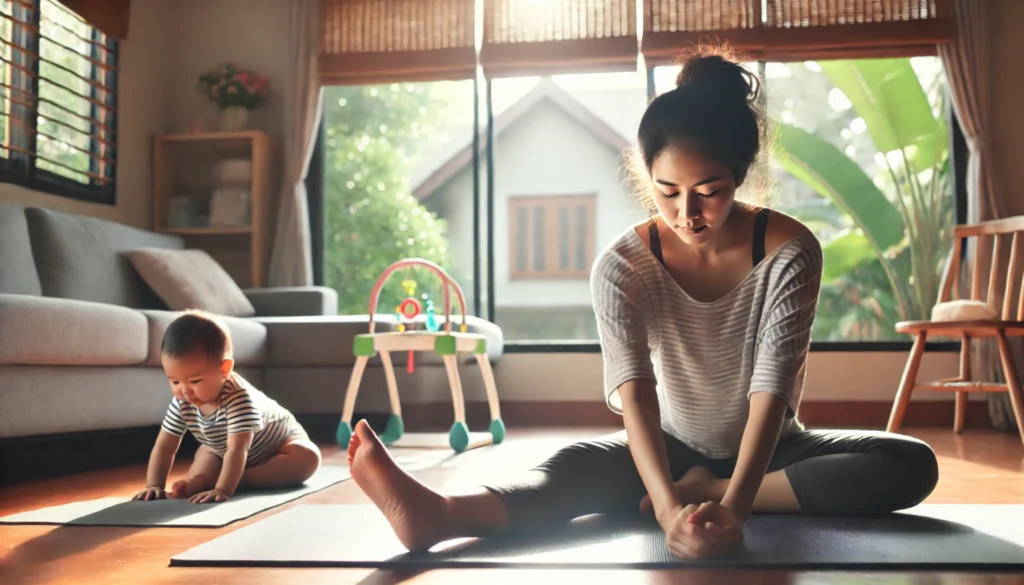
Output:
[140, 310, 267, 366]
[931, 300, 1000, 322]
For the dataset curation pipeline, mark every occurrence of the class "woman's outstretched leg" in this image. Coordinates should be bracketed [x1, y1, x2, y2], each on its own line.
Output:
[347, 419, 710, 551]
[347, 419, 509, 551]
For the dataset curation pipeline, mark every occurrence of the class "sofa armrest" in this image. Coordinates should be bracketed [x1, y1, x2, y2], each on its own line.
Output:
[242, 286, 338, 317]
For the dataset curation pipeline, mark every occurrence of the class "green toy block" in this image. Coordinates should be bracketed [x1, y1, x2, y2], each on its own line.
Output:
[353, 335, 376, 357]
[380, 414, 405, 444]
[434, 335, 457, 356]
[449, 421, 470, 452]
[474, 338, 487, 355]
[489, 418, 506, 444]
[335, 420, 353, 447]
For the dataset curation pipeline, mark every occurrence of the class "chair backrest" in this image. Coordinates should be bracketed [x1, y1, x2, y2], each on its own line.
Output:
[940, 216, 1024, 321]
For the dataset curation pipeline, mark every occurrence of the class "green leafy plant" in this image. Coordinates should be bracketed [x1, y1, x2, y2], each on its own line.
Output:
[777, 58, 954, 333]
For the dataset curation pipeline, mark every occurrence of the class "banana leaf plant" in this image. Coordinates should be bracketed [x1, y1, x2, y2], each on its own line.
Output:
[776, 58, 954, 324]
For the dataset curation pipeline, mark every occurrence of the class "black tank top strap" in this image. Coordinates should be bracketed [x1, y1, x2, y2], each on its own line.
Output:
[752, 207, 772, 267]
[649, 221, 665, 266]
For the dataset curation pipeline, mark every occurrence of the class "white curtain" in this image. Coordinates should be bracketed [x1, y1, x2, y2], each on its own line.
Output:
[268, 0, 323, 287]
[938, 0, 1018, 431]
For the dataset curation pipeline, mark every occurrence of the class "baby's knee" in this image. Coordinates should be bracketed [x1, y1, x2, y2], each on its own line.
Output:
[290, 440, 323, 475]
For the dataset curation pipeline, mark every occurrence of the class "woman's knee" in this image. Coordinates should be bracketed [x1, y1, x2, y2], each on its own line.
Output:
[883, 435, 939, 510]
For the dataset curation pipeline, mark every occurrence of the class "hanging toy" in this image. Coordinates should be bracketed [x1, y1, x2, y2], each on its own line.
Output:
[396, 275, 422, 371]
[424, 293, 440, 332]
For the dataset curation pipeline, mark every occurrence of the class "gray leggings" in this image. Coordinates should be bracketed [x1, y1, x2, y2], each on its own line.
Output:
[483, 429, 939, 531]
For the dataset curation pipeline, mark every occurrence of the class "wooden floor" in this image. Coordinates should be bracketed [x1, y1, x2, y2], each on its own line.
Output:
[2, 426, 1023, 585]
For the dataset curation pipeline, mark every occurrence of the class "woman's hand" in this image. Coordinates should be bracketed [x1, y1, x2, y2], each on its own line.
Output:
[659, 501, 744, 560]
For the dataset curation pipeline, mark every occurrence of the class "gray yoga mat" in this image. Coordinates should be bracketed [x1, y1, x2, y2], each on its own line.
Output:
[0, 466, 353, 528]
[171, 503, 1024, 569]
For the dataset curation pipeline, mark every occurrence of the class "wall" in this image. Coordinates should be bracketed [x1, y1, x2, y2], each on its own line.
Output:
[0, 0, 175, 229]
[165, 0, 288, 143]
[993, 0, 1024, 217]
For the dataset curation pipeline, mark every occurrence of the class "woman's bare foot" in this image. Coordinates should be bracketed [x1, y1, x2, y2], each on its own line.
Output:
[639, 466, 720, 515]
[347, 419, 452, 552]
[169, 473, 215, 499]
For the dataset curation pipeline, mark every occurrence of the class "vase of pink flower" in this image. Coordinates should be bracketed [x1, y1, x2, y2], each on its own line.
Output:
[197, 63, 270, 132]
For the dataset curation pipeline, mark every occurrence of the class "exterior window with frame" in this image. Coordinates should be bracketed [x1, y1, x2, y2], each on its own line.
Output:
[0, 0, 119, 204]
[510, 195, 596, 280]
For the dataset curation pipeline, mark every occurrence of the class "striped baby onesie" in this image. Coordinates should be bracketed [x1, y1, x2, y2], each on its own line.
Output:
[591, 225, 823, 459]
[160, 373, 308, 467]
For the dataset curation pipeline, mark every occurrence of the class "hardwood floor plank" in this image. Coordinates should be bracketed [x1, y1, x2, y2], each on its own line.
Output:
[1, 427, 1022, 585]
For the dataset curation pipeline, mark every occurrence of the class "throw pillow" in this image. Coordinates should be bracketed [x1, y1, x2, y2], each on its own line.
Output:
[125, 248, 256, 317]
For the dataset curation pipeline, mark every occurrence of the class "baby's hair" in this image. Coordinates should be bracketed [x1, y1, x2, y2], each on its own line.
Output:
[161, 309, 233, 362]
[625, 43, 775, 214]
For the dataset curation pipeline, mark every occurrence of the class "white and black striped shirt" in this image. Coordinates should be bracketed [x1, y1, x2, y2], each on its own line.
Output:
[592, 228, 823, 459]
[160, 373, 301, 466]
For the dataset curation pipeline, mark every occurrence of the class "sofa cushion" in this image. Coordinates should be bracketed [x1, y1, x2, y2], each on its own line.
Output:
[126, 248, 255, 317]
[140, 310, 268, 367]
[0, 294, 149, 366]
[259, 314, 502, 367]
[24, 207, 184, 309]
[0, 203, 42, 296]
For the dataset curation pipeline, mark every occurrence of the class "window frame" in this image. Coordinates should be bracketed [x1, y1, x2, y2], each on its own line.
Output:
[508, 194, 597, 280]
[0, 0, 119, 205]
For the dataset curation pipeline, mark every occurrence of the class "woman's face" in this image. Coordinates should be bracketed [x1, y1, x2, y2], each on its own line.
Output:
[649, 145, 738, 247]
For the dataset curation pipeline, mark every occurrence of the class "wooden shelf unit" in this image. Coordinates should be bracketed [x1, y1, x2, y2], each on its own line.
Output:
[152, 130, 279, 288]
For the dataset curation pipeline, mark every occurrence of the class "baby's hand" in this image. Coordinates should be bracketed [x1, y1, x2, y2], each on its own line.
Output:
[190, 488, 230, 504]
[132, 486, 166, 501]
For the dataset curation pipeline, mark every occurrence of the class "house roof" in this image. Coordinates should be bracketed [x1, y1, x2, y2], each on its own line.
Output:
[411, 78, 635, 200]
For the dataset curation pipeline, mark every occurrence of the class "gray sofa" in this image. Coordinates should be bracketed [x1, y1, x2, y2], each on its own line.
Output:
[0, 204, 504, 455]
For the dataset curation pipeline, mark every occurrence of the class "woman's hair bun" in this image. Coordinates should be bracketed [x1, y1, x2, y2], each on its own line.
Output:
[674, 52, 759, 104]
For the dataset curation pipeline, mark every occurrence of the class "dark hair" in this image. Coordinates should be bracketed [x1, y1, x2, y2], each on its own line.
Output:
[161, 310, 233, 362]
[628, 45, 773, 212]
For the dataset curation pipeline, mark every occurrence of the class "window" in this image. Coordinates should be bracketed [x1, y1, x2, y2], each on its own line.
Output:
[320, 79, 475, 318]
[489, 72, 649, 342]
[510, 195, 596, 279]
[0, 0, 118, 204]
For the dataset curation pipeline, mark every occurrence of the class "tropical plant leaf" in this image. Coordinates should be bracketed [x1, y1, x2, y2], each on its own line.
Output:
[777, 124, 905, 255]
[821, 230, 877, 282]
[819, 59, 947, 169]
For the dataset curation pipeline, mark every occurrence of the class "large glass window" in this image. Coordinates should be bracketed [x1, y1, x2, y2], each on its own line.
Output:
[321, 80, 475, 318]
[319, 55, 958, 347]
[489, 72, 649, 342]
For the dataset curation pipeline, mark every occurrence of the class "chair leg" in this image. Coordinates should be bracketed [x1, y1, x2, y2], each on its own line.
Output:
[888, 332, 927, 433]
[954, 335, 971, 434]
[994, 331, 1024, 447]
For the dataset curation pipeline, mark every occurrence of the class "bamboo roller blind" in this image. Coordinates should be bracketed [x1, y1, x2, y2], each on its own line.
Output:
[320, 0, 476, 85]
[480, 0, 639, 78]
[642, 0, 954, 65]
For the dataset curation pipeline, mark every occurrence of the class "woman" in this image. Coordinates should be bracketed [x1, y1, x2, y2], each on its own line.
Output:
[345, 48, 939, 561]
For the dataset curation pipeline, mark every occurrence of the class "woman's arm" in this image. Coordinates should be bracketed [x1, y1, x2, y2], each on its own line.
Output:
[719, 391, 788, 518]
[619, 379, 681, 524]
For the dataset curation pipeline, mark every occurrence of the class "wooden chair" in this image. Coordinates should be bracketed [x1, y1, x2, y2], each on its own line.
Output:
[887, 216, 1024, 446]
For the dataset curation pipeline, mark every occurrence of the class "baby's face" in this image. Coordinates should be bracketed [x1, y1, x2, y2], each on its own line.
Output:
[162, 352, 230, 408]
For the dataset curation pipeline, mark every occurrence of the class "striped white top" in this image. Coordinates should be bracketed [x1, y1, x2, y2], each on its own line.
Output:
[160, 373, 299, 466]
[592, 227, 823, 459]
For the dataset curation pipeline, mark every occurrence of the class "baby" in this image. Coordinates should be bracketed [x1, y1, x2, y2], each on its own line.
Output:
[133, 309, 321, 504]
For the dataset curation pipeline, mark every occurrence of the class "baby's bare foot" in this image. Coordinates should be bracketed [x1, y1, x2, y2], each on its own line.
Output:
[640, 466, 720, 515]
[169, 474, 215, 499]
[348, 419, 451, 552]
